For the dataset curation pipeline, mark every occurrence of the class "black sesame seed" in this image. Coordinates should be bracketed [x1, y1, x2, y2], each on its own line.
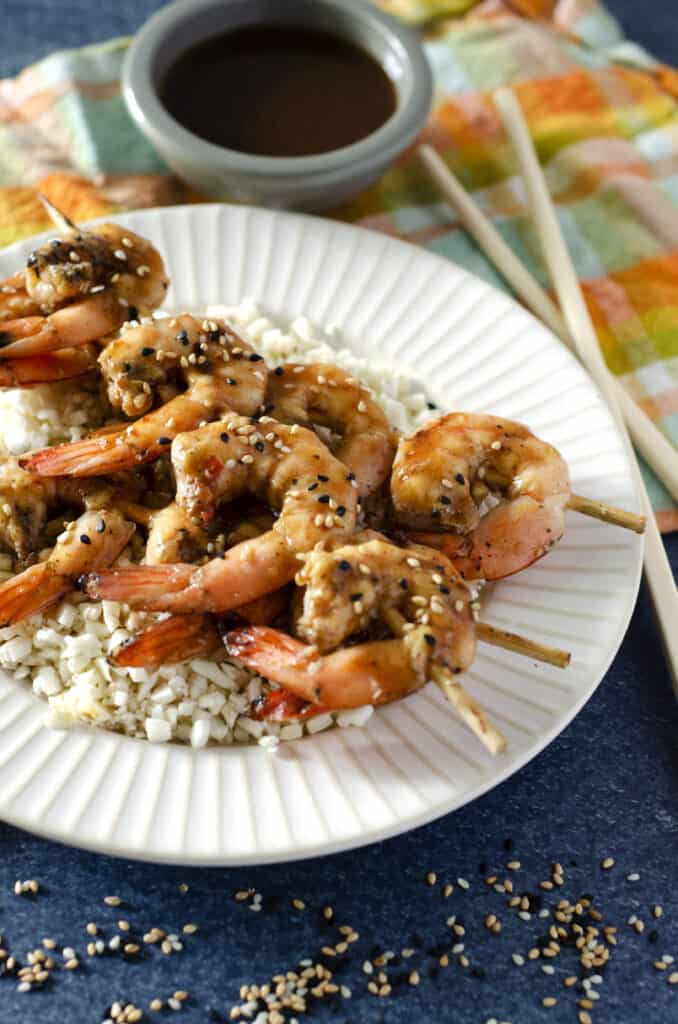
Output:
[427, 401, 437, 410]
[455, 473, 465, 485]
[308, 483, 319, 492]
[347, 472, 356, 481]
[317, 474, 329, 482]
[141, 346, 155, 357]
[336, 506, 346, 517]
[220, 433, 229, 443]
[399, 578, 409, 590]
[424, 634, 436, 646]
[338, 560, 351, 571]
[128, 305, 139, 322]
[248, 353, 263, 362]
[158, 436, 171, 446]
[350, 593, 363, 602]
[177, 330, 189, 345]
[318, 494, 331, 504]
[439, 585, 450, 594]
[254, 441, 265, 452]
[209, 329, 220, 341]
[80, 534, 91, 545]
[274, 366, 284, 376]
[440, 495, 451, 505]
[96, 519, 106, 533]
[227, 378, 237, 386]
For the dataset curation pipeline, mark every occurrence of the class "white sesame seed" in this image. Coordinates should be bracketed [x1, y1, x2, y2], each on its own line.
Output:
[626, 872, 640, 881]
[512, 953, 524, 966]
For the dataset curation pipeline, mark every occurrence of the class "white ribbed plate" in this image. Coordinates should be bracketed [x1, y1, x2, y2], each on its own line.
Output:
[0, 204, 643, 864]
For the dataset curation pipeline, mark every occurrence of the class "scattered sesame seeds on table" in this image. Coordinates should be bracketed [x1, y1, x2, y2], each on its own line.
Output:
[1, 3, 678, 1023]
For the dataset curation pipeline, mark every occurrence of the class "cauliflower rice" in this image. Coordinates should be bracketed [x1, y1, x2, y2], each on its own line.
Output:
[0, 302, 436, 749]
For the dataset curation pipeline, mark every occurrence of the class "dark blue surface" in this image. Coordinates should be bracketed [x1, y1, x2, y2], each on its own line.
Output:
[1, 3, 678, 1023]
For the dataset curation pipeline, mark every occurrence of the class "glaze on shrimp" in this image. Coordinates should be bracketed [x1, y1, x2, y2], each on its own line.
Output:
[83, 416, 359, 612]
[392, 412, 570, 580]
[265, 362, 395, 497]
[0, 223, 168, 359]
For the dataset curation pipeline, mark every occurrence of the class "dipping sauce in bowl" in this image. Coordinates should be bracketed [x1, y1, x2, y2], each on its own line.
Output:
[160, 25, 397, 158]
[123, 0, 433, 210]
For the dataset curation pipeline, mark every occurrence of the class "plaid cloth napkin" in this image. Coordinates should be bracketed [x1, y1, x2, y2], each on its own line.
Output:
[1, 0, 678, 529]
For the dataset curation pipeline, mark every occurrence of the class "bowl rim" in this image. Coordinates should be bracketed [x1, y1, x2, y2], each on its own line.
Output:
[122, 0, 433, 179]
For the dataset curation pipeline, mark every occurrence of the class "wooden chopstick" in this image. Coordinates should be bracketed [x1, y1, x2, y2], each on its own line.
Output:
[492, 87, 678, 696]
[417, 143, 678, 504]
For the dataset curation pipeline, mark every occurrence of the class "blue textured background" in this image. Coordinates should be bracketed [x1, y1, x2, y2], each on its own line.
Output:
[1, 4, 678, 1023]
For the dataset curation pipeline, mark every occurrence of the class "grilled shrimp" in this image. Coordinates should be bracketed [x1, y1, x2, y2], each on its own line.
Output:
[119, 500, 212, 566]
[265, 363, 395, 497]
[392, 412, 570, 580]
[0, 510, 134, 625]
[83, 417, 359, 612]
[99, 314, 268, 417]
[22, 331, 268, 478]
[224, 536, 476, 712]
[0, 458, 124, 564]
[0, 222, 168, 359]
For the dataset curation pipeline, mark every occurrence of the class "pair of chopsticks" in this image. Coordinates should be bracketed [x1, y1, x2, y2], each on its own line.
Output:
[417, 88, 678, 694]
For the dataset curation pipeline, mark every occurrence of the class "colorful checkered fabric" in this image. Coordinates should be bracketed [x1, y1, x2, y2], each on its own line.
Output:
[1, 1, 677, 527]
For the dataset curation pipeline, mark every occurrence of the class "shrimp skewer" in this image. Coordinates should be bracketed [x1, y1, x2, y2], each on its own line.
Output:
[0, 510, 134, 625]
[393, 412, 644, 581]
[0, 203, 168, 359]
[83, 416, 359, 611]
[266, 362, 395, 497]
[22, 320, 269, 478]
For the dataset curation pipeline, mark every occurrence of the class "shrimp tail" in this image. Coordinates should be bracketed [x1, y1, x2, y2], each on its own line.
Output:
[0, 563, 68, 625]
[112, 613, 220, 668]
[22, 433, 137, 477]
[0, 318, 59, 358]
[0, 348, 98, 388]
[249, 687, 330, 722]
[83, 564, 194, 605]
[224, 626, 320, 702]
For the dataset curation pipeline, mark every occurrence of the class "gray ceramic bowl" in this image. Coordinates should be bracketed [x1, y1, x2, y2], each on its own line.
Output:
[123, 0, 432, 211]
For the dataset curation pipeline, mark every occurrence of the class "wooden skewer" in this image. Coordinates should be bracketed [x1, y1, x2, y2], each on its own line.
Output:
[493, 87, 678, 697]
[416, 143, 678, 505]
[384, 607, 506, 754]
[36, 192, 77, 233]
[116, 500, 155, 528]
[566, 494, 645, 534]
[429, 664, 506, 755]
[475, 622, 570, 669]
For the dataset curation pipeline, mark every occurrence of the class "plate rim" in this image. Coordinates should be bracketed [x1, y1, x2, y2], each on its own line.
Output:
[0, 202, 644, 864]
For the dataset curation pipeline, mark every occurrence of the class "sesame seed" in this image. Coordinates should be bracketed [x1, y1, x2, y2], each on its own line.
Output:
[408, 971, 420, 986]
[668, 972, 678, 984]
[104, 895, 122, 906]
[601, 857, 615, 870]
[507, 860, 521, 870]
[627, 872, 640, 881]
[654, 905, 663, 919]
[426, 872, 437, 886]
